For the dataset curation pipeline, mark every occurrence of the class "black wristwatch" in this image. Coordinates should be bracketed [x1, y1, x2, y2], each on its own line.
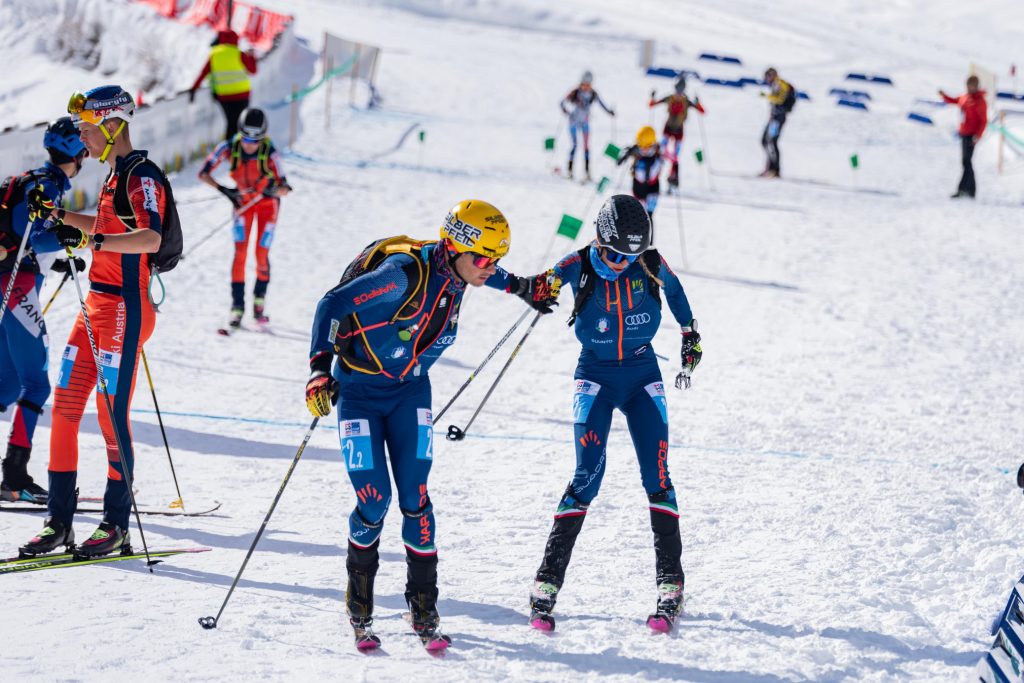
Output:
[92, 233, 105, 251]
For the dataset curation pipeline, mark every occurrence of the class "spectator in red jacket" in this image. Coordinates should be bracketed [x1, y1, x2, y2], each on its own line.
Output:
[939, 75, 988, 199]
[189, 30, 258, 141]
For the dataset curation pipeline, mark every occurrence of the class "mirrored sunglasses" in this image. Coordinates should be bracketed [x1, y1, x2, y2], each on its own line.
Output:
[601, 247, 638, 265]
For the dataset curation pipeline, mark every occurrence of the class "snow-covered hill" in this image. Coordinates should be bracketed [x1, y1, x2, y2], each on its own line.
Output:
[2, 1, 1023, 681]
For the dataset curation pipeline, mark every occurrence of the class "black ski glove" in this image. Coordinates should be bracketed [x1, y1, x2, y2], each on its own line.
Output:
[510, 270, 561, 314]
[52, 225, 89, 250]
[217, 184, 243, 209]
[51, 257, 86, 274]
[1017, 462, 1024, 492]
[675, 320, 702, 390]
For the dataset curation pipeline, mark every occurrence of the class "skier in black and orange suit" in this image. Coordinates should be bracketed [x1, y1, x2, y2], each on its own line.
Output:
[199, 107, 290, 328]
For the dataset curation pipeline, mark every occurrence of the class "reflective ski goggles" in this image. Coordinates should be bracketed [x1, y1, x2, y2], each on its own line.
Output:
[240, 135, 264, 144]
[468, 253, 500, 269]
[67, 91, 131, 125]
[600, 247, 638, 265]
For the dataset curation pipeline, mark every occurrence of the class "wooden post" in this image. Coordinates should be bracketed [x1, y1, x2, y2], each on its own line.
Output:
[325, 56, 333, 132]
[289, 84, 299, 149]
[997, 110, 1006, 175]
[350, 44, 362, 106]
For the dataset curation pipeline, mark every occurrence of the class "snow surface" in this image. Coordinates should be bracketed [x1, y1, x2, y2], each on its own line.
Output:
[3, 1, 1024, 681]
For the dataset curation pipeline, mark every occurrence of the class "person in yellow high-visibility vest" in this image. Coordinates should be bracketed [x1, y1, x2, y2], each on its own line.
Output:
[189, 30, 258, 141]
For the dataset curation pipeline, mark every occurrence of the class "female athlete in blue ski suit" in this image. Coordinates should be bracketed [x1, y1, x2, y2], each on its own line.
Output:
[0, 118, 85, 502]
[305, 200, 552, 641]
[525, 194, 702, 628]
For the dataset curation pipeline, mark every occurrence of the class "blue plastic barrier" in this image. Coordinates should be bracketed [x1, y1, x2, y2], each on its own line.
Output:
[704, 78, 744, 88]
[996, 91, 1024, 101]
[646, 67, 679, 78]
[797, 91, 811, 101]
[837, 99, 868, 110]
[829, 88, 872, 100]
[846, 73, 894, 85]
[907, 112, 934, 125]
[698, 53, 743, 65]
[915, 98, 949, 107]
[739, 77, 763, 86]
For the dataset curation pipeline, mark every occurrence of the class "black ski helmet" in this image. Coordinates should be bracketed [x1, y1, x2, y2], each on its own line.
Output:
[674, 75, 686, 94]
[595, 195, 652, 255]
[238, 107, 268, 139]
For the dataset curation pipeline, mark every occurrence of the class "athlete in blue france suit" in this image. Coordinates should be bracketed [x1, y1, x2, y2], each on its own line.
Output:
[0, 117, 86, 503]
[522, 194, 703, 632]
[304, 200, 554, 646]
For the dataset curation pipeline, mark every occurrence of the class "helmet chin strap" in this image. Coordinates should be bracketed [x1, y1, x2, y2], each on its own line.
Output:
[97, 120, 126, 163]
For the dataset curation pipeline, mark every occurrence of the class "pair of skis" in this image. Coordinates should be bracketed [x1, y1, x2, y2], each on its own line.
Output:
[351, 615, 451, 653]
[529, 608, 679, 634]
[1, 547, 211, 575]
[0, 498, 222, 518]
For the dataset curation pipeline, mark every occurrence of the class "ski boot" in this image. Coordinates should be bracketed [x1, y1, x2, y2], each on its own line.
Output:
[1, 444, 48, 503]
[407, 590, 451, 651]
[529, 580, 559, 631]
[346, 545, 381, 651]
[75, 522, 130, 559]
[253, 298, 269, 325]
[18, 518, 75, 558]
[228, 307, 244, 329]
[646, 581, 683, 633]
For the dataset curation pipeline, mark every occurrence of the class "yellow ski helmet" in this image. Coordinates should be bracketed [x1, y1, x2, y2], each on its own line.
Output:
[440, 199, 511, 259]
[636, 125, 658, 148]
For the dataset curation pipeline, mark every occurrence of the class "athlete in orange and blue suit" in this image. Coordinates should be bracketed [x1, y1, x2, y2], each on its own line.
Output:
[199, 109, 289, 323]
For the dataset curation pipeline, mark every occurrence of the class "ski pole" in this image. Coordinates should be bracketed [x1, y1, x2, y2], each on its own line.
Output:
[434, 308, 531, 423]
[41, 270, 72, 316]
[447, 311, 543, 441]
[675, 195, 689, 270]
[140, 349, 186, 511]
[182, 194, 264, 260]
[695, 99, 713, 191]
[199, 417, 319, 630]
[62, 245, 158, 568]
[0, 218, 34, 330]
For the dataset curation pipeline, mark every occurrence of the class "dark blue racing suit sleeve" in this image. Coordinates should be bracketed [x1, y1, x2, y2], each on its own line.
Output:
[551, 251, 583, 297]
[483, 264, 515, 291]
[309, 255, 413, 360]
[21, 177, 63, 255]
[658, 256, 693, 326]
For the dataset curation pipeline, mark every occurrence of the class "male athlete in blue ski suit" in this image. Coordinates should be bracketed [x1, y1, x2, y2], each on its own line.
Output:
[0, 117, 86, 503]
[305, 200, 553, 646]
[523, 194, 703, 631]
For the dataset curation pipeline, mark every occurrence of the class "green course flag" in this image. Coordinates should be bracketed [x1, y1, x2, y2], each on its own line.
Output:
[557, 214, 583, 239]
[694, 149, 704, 164]
[596, 176, 610, 193]
[544, 136, 555, 150]
[418, 130, 426, 143]
[604, 143, 621, 160]
[849, 153, 859, 169]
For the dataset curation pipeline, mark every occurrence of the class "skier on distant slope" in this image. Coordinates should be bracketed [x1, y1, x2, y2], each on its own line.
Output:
[561, 70, 616, 181]
[0, 117, 86, 504]
[19, 86, 178, 559]
[518, 194, 702, 633]
[198, 107, 291, 329]
[649, 75, 705, 190]
[303, 200, 556, 650]
[760, 67, 796, 178]
[617, 125, 664, 226]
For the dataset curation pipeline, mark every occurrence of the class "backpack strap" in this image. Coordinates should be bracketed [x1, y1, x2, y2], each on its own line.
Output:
[568, 246, 595, 326]
[112, 155, 153, 231]
[642, 249, 663, 307]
